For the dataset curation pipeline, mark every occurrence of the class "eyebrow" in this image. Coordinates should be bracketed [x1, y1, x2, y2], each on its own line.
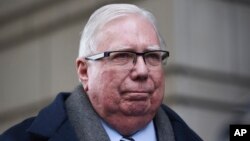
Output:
[147, 45, 161, 50]
[108, 44, 161, 51]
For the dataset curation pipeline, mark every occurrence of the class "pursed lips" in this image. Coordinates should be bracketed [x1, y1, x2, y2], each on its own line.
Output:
[122, 91, 152, 101]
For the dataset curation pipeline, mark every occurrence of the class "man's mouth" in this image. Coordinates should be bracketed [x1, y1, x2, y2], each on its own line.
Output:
[123, 92, 150, 101]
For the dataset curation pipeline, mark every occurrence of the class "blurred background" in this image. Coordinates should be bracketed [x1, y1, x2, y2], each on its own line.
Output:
[0, 0, 250, 140]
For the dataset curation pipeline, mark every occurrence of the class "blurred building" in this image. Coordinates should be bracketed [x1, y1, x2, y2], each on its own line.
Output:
[0, 0, 250, 141]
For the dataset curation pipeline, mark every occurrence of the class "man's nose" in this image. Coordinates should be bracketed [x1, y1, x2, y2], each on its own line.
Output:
[130, 56, 149, 80]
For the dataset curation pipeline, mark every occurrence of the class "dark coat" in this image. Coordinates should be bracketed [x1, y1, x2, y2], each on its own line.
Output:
[0, 93, 202, 141]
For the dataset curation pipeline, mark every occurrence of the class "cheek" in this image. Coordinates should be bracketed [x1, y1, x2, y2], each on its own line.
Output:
[87, 66, 129, 110]
[151, 70, 165, 103]
[88, 65, 122, 91]
[100, 68, 128, 90]
[151, 68, 165, 89]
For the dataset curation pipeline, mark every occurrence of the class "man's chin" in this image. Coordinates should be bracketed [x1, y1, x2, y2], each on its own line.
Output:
[121, 101, 152, 116]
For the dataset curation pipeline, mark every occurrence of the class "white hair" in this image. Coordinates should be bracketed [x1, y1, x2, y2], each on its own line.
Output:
[78, 3, 166, 58]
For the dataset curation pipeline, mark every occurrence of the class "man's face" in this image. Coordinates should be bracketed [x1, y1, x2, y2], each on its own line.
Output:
[80, 15, 165, 124]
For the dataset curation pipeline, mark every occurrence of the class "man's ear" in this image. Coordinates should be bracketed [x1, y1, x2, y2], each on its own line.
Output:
[76, 58, 89, 91]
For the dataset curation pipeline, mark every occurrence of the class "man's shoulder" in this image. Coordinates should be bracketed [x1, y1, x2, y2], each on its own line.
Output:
[0, 117, 35, 141]
[161, 104, 203, 141]
[0, 93, 71, 141]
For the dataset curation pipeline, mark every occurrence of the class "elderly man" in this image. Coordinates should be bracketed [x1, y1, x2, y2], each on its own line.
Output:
[0, 4, 202, 141]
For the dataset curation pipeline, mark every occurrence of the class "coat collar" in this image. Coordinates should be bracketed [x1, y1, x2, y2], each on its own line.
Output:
[26, 92, 78, 141]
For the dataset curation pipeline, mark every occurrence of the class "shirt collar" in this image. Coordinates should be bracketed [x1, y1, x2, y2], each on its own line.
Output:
[101, 120, 157, 141]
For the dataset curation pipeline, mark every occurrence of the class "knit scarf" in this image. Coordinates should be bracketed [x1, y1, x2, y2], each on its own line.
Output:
[65, 85, 175, 141]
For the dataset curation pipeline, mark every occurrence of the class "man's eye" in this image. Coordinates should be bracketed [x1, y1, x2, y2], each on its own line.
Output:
[146, 53, 161, 60]
[111, 53, 132, 60]
[146, 53, 162, 65]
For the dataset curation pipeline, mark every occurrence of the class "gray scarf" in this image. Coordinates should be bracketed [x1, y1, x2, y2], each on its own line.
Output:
[66, 85, 175, 141]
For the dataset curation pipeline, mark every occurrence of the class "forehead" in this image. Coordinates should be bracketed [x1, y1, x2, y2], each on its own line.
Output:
[95, 14, 160, 52]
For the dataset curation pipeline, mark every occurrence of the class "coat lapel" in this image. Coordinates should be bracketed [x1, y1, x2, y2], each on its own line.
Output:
[26, 93, 78, 141]
[48, 120, 78, 141]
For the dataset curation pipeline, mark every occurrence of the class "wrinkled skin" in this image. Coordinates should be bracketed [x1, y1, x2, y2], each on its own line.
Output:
[76, 14, 165, 136]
